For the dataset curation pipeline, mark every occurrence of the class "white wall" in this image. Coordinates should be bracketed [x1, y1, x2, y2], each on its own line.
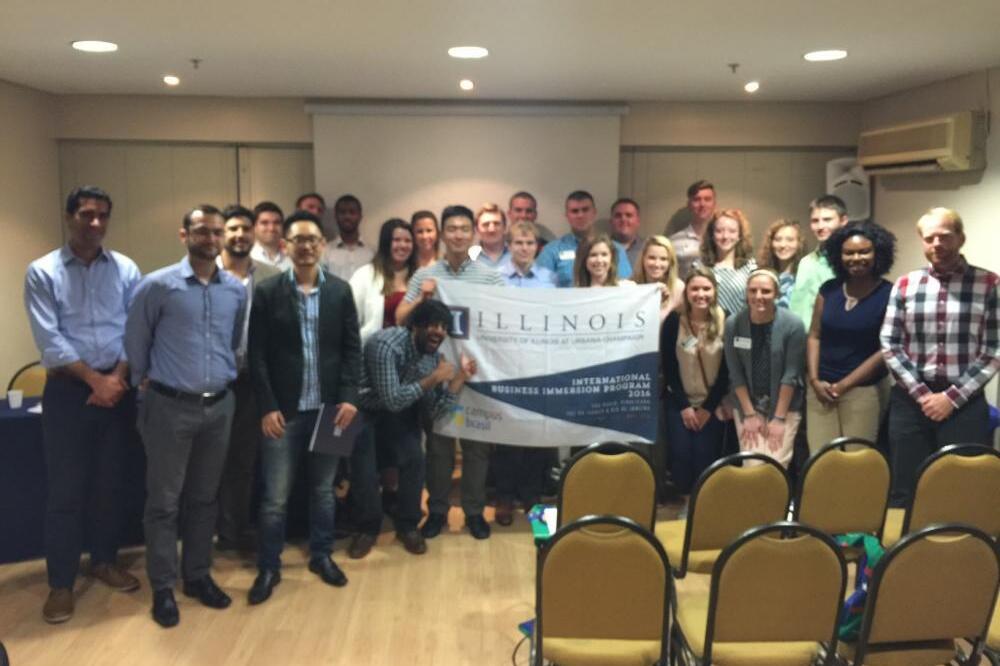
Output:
[0, 80, 60, 384]
[312, 109, 622, 243]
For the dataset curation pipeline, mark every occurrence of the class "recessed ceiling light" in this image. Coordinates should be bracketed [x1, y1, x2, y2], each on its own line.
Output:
[804, 49, 847, 62]
[744, 80, 760, 93]
[459, 79, 475, 91]
[71, 40, 118, 53]
[163, 75, 180, 86]
[448, 46, 489, 59]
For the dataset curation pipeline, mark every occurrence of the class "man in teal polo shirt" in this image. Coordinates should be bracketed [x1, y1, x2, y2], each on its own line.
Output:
[788, 194, 849, 328]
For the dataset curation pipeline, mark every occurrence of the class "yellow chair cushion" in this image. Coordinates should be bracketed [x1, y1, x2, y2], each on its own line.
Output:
[655, 519, 721, 574]
[674, 576, 820, 665]
[988, 599, 1000, 650]
[881, 507, 904, 548]
[542, 637, 661, 665]
[836, 639, 956, 666]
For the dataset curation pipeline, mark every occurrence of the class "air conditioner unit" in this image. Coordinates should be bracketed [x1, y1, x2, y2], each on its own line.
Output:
[857, 111, 986, 175]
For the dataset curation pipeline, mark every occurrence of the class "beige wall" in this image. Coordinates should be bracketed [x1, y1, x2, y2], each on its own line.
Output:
[861, 68, 999, 280]
[54, 95, 312, 144]
[0, 80, 61, 384]
[622, 102, 861, 147]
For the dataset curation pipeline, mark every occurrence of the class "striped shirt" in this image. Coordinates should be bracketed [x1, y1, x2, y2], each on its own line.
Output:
[357, 326, 455, 419]
[713, 259, 758, 316]
[291, 269, 324, 411]
[880, 258, 999, 408]
[404, 257, 504, 302]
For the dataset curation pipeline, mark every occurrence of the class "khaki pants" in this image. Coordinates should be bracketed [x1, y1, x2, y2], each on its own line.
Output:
[734, 411, 801, 469]
[805, 382, 885, 455]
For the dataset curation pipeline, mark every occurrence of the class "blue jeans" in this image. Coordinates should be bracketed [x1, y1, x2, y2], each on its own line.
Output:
[258, 410, 340, 570]
[353, 408, 426, 533]
[665, 405, 724, 494]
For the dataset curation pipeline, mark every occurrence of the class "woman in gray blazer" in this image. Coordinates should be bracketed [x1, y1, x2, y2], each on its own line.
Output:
[723, 268, 805, 467]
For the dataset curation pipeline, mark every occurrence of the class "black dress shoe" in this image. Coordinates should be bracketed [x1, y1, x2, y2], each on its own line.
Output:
[247, 569, 281, 605]
[465, 514, 491, 540]
[182, 575, 232, 609]
[308, 557, 348, 587]
[152, 588, 179, 628]
[420, 512, 447, 539]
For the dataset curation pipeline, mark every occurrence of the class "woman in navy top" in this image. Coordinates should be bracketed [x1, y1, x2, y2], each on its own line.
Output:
[806, 222, 896, 452]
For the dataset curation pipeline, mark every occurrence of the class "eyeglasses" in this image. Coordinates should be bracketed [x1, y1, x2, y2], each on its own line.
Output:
[287, 235, 323, 246]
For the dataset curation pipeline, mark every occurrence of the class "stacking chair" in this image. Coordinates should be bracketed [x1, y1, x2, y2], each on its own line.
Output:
[7, 361, 46, 398]
[557, 442, 657, 531]
[535, 515, 670, 666]
[882, 444, 1000, 547]
[655, 452, 790, 577]
[838, 524, 1000, 666]
[672, 521, 847, 666]
[986, 599, 1000, 666]
[794, 437, 890, 539]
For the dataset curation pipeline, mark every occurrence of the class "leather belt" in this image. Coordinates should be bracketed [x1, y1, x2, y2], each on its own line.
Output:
[47, 366, 116, 386]
[149, 380, 230, 406]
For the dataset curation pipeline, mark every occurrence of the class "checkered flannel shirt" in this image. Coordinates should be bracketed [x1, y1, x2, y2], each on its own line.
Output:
[879, 257, 999, 408]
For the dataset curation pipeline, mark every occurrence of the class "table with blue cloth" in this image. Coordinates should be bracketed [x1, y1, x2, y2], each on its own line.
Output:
[0, 397, 146, 564]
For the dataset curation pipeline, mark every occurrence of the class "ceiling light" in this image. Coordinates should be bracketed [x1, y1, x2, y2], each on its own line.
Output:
[459, 79, 475, 91]
[163, 75, 180, 86]
[448, 46, 489, 59]
[71, 40, 118, 53]
[744, 80, 760, 93]
[804, 49, 848, 62]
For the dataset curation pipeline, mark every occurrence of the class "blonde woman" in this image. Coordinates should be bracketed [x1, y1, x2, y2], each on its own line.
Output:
[661, 266, 729, 493]
[757, 219, 804, 308]
[699, 208, 757, 315]
[573, 233, 633, 287]
[633, 235, 685, 320]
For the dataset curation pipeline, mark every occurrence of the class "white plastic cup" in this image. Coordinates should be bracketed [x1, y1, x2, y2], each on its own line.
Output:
[7, 389, 23, 409]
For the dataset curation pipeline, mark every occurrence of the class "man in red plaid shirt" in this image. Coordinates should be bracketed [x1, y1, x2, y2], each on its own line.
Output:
[880, 207, 999, 506]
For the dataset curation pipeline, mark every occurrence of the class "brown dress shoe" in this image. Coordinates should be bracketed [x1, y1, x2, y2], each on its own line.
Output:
[90, 562, 141, 592]
[347, 533, 377, 560]
[43, 588, 74, 624]
[397, 530, 427, 555]
[495, 500, 514, 527]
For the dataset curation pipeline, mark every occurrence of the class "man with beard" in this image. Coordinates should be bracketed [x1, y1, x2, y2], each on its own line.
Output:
[321, 194, 374, 281]
[881, 207, 999, 506]
[214, 205, 281, 553]
[125, 205, 247, 627]
[352, 299, 477, 555]
[246, 210, 362, 605]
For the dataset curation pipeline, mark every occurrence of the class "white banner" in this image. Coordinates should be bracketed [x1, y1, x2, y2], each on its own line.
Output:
[434, 282, 661, 447]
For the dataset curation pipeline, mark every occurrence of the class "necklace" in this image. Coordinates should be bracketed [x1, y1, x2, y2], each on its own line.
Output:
[843, 281, 878, 311]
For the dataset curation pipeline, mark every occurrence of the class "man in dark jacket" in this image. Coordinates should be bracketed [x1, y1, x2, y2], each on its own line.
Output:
[246, 210, 361, 605]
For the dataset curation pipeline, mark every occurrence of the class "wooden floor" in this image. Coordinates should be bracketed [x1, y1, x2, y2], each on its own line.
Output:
[0, 506, 541, 666]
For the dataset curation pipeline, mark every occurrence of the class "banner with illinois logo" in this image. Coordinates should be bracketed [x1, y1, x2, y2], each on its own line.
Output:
[434, 282, 661, 447]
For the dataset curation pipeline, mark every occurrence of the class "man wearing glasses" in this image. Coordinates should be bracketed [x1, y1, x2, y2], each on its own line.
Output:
[246, 210, 362, 605]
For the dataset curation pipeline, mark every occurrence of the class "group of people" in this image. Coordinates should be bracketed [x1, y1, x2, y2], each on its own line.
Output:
[22, 179, 997, 630]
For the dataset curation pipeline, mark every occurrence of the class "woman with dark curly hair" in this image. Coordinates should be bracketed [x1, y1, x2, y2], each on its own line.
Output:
[805, 221, 896, 451]
[699, 208, 756, 315]
[757, 219, 804, 308]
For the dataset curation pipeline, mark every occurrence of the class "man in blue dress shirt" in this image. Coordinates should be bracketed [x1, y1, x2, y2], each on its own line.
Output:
[24, 186, 142, 624]
[125, 204, 247, 628]
[535, 190, 632, 287]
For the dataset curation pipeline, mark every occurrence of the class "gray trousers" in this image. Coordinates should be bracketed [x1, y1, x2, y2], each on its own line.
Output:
[426, 433, 489, 517]
[140, 388, 234, 590]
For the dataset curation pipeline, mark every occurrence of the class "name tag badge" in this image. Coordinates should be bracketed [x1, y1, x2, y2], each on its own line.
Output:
[682, 336, 699, 351]
[734, 336, 752, 350]
[558, 250, 576, 261]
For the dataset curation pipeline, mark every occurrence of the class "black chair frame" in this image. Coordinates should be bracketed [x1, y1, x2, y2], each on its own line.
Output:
[534, 514, 672, 666]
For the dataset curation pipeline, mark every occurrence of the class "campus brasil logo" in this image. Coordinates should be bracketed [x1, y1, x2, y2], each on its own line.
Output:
[450, 404, 465, 426]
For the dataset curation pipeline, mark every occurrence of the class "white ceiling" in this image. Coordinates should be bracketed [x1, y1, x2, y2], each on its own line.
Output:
[2, 0, 999, 102]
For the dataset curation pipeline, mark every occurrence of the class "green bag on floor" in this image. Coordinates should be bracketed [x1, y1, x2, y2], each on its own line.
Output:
[835, 532, 886, 641]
